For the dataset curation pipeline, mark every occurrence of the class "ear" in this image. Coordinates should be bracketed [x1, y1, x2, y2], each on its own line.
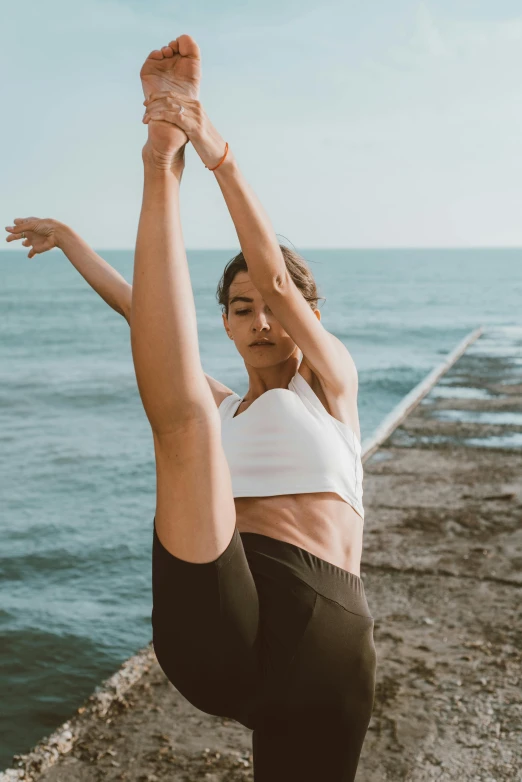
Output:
[222, 311, 234, 340]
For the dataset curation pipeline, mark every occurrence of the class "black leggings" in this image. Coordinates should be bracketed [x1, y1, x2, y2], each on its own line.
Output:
[152, 520, 377, 782]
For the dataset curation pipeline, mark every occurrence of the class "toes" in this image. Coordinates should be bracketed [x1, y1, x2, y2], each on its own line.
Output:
[161, 45, 174, 57]
[176, 34, 201, 59]
[147, 49, 164, 60]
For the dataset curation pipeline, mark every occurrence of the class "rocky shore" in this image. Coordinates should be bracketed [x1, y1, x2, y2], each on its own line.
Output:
[2, 326, 521, 781]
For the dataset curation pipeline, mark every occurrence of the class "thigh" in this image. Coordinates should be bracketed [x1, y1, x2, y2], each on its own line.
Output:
[252, 596, 377, 782]
[153, 412, 237, 563]
[152, 521, 261, 723]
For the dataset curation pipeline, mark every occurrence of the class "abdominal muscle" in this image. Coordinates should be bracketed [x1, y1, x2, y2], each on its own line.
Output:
[234, 491, 364, 577]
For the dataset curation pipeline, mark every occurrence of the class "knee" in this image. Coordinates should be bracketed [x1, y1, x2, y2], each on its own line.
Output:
[152, 629, 240, 719]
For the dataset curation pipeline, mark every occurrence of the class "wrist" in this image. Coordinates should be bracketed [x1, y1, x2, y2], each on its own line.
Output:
[192, 123, 231, 171]
[53, 221, 75, 249]
[209, 143, 237, 176]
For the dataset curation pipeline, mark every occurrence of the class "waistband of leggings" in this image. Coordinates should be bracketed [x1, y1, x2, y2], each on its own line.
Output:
[239, 531, 373, 618]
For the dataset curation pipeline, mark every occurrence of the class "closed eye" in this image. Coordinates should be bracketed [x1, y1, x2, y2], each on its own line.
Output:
[235, 308, 272, 315]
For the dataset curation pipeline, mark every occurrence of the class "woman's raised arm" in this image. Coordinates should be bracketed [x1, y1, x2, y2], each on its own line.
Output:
[143, 93, 286, 294]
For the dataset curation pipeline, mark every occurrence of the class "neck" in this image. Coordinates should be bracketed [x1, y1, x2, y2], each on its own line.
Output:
[242, 355, 301, 402]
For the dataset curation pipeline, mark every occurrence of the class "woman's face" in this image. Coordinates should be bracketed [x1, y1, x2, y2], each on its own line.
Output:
[222, 270, 300, 366]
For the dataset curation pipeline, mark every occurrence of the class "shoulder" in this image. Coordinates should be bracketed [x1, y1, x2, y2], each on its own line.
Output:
[204, 373, 237, 408]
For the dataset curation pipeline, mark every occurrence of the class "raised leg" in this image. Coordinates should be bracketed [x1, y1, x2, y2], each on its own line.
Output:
[131, 36, 236, 563]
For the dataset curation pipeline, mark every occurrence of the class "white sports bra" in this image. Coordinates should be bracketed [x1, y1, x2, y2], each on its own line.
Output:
[218, 367, 364, 520]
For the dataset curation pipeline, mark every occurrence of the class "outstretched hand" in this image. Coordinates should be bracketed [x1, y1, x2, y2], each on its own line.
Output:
[5, 217, 58, 258]
[143, 92, 230, 172]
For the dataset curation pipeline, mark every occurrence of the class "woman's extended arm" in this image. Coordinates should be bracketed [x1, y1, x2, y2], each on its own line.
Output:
[143, 93, 286, 293]
[4, 218, 132, 321]
[57, 224, 132, 320]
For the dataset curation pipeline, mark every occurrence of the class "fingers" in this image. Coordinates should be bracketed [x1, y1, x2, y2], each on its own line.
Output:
[143, 110, 189, 129]
[143, 94, 200, 118]
[143, 93, 199, 133]
[5, 230, 38, 257]
[7, 217, 35, 229]
[5, 218, 35, 240]
[5, 233, 31, 243]
[4, 217, 48, 258]
[143, 98, 187, 116]
[143, 91, 199, 106]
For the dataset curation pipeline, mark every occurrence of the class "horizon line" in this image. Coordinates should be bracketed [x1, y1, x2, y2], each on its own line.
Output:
[2, 245, 522, 253]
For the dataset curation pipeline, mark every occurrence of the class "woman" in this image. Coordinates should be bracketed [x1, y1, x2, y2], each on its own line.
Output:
[6, 34, 376, 781]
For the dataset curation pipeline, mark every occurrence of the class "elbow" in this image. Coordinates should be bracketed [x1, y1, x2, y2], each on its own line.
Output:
[121, 299, 131, 324]
[252, 270, 288, 296]
[121, 287, 133, 325]
[244, 248, 288, 295]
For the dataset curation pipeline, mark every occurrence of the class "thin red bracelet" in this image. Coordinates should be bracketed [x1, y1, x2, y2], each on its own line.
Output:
[206, 142, 229, 171]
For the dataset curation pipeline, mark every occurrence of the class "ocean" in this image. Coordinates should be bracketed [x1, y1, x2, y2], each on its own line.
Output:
[1, 247, 520, 766]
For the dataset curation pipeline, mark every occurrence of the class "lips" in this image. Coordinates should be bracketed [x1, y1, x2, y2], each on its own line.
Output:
[250, 341, 274, 346]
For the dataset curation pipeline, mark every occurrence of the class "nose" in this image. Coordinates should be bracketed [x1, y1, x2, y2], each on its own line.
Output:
[252, 309, 270, 333]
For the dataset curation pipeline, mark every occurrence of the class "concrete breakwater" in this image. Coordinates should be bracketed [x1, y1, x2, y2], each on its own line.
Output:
[2, 325, 521, 782]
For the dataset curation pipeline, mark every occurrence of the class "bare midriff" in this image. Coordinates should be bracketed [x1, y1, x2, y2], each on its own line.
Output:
[234, 491, 364, 577]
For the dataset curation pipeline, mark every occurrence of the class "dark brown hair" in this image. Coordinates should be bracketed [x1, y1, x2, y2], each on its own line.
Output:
[216, 244, 326, 316]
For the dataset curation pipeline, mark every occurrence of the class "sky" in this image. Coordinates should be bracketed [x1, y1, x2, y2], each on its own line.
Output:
[2, 0, 522, 249]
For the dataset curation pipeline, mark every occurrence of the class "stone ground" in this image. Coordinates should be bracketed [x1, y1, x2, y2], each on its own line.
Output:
[4, 328, 522, 781]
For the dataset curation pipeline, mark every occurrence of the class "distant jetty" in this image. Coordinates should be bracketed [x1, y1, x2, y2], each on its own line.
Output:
[2, 325, 521, 782]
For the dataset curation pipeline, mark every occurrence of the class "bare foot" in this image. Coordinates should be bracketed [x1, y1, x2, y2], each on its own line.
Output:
[140, 35, 201, 159]
[140, 35, 201, 101]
